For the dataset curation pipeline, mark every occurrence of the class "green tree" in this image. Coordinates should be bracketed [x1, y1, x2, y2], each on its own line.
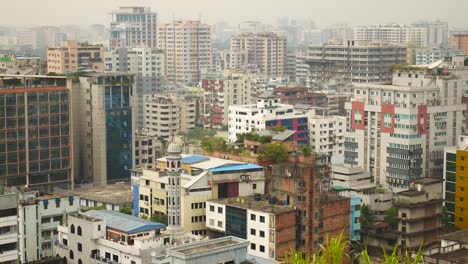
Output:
[119, 207, 132, 215]
[150, 213, 168, 225]
[360, 204, 376, 232]
[260, 142, 288, 163]
[201, 137, 227, 152]
[299, 145, 312, 156]
[384, 206, 399, 229]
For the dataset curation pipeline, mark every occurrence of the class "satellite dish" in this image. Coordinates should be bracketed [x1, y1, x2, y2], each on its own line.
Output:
[428, 60, 443, 70]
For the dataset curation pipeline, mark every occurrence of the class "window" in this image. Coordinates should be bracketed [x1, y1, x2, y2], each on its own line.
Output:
[70, 225, 75, 234]
[218, 221, 223, 228]
[260, 230, 265, 238]
[260, 245, 265, 252]
[210, 205, 215, 212]
[69, 250, 74, 260]
[260, 216, 265, 223]
[78, 260, 82, 264]
[43, 201, 48, 210]
[218, 207, 223, 214]
[251, 214, 256, 221]
[209, 219, 214, 226]
[253, 183, 257, 190]
[250, 229, 256, 236]
[77, 226, 82, 236]
[77, 243, 82, 252]
[98, 225, 101, 231]
[402, 213, 407, 218]
[251, 243, 256, 250]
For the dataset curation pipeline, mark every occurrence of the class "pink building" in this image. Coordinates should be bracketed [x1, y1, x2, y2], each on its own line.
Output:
[47, 40, 104, 74]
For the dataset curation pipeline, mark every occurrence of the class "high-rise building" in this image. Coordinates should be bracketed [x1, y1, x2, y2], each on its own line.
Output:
[110, 7, 158, 49]
[231, 32, 287, 77]
[144, 94, 196, 141]
[133, 130, 164, 170]
[201, 72, 259, 128]
[158, 21, 211, 85]
[296, 40, 407, 86]
[344, 58, 468, 191]
[0, 74, 72, 189]
[105, 47, 165, 129]
[72, 73, 134, 185]
[0, 191, 18, 263]
[444, 134, 468, 229]
[47, 40, 104, 74]
[451, 32, 468, 55]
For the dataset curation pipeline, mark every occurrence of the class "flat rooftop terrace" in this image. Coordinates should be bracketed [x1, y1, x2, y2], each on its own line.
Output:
[61, 183, 132, 204]
[175, 239, 239, 255]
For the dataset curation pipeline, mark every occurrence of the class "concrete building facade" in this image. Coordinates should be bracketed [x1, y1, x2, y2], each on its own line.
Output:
[47, 41, 104, 74]
[205, 197, 296, 263]
[231, 32, 286, 77]
[158, 21, 211, 85]
[296, 40, 407, 85]
[72, 73, 134, 185]
[144, 94, 196, 141]
[394, 178, 443, 250]
[104, 47, 165, 129]
[201, 72, 259, 128]
[110, 7, 158, 49]
[415, 48, 464, 65]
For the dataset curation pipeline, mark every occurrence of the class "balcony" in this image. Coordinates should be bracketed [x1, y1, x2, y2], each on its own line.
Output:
[0, 249, 18, 262]
[90, 254, 122, 264]
[0, 232, 17, 245]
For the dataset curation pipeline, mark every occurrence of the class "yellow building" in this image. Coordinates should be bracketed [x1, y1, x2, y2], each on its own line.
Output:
[444, 135, 468, 229]
[134, 154, 265, 235]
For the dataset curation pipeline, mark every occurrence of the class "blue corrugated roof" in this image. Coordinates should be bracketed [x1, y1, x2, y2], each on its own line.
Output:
[82, 210, 166, 234]
[210, 163, 263, 173]
[182, 155, 210, 164]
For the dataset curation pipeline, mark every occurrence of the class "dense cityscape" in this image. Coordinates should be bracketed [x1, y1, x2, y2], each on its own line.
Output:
[0, 1, 468, 264]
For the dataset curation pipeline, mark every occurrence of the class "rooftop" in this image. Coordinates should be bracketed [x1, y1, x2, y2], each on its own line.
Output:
[182, 155, 210, 165]
[209, 163, 263, 173]
[412, 177, 444, 185]
[61, 183, 132, 205]
[429, 248, 468, 263]
[167, 236, 249, 256]
[397, 190, 425, 197]
[82, 210, 165, 234]
[440, 229, 468, 244]
[211, 196, 294, 214]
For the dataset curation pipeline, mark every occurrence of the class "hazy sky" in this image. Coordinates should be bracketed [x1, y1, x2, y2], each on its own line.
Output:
[2, 0, 468, 28]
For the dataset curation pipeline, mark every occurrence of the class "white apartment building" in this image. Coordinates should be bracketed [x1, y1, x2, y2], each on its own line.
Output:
[18, 192, 80, 263]
[228, 91, 309, 144]
[296, 40, 407, 86]
[54, 210, 170, 264]
[220, 49, 252, 72]
[354, 21, 449, 48]
[158, 21, 211, 85]
[205, 197, 295, 262]
[105, 47, 165, 129]
[0, 192, 18, 264]
[344, 58, 468, 191]
[309, 110, 346, 163]
[231, 32, 287, 77]
[0, 190, 79, 264]
[110, 7, 158, 48]
[415, 48, 464, 65]
[144, 94, 196, 141]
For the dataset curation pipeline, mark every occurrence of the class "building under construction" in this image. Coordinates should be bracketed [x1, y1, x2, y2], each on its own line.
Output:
[270, 155, 350, 254]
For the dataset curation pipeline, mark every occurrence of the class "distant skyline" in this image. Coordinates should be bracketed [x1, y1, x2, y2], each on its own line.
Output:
[2, 0, 468, 29]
